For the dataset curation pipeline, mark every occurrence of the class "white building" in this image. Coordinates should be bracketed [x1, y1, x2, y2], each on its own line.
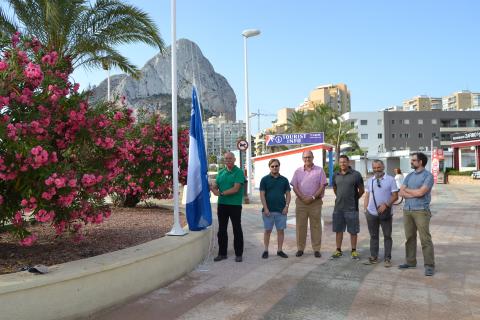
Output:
[203, 115, 246, 160]
[342, 111, 385, 156]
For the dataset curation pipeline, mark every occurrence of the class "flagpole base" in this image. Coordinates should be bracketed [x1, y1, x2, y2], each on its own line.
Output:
[167, 223, 188, 236]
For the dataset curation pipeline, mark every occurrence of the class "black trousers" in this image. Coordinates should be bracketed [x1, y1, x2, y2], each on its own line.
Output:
[217, 204, 243, 257]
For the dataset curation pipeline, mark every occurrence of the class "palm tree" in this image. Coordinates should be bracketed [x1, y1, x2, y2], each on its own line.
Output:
[286, 110, 307, 133]
[0, 0, 164, 77]
[330, 116, 360, 164]
[305, 103, 336, 134]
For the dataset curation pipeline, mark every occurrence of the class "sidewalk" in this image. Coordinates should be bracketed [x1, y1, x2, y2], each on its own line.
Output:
[93, 184, 480, 320]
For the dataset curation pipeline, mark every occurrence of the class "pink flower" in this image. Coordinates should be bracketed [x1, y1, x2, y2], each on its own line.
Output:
[35, 209, 55, 223]
[0, 61, 8, 71]
[20, 234, 38, 247]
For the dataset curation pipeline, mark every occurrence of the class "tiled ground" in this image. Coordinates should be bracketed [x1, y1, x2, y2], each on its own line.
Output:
[93, 184, 480, 320]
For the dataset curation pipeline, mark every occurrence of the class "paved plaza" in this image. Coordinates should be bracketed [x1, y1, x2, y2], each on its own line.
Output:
[93, 184, 480, 320]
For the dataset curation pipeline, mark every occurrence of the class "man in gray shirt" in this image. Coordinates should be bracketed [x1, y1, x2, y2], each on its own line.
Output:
[363, 160, 398, 267]
[331, 155, 364, 260]
[398, 152, 435, 276]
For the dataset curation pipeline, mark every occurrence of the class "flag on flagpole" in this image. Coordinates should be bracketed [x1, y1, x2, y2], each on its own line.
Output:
[186, 86, 212, 231]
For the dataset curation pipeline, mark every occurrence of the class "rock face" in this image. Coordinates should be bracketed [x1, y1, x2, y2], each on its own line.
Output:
[90, 39, 237, 121]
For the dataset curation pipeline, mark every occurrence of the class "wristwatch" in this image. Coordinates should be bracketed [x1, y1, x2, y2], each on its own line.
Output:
[311, 195, 316, 200]
[220, 191, 224, 196]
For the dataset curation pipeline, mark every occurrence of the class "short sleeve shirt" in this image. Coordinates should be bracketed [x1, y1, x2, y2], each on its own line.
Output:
[260, 174, 291, 212]
[403, 169, 434, 211]
[333, 168, 364, 212]
[290, 165, 327, 198]
[365, 174, 398, 215]
[216, 166, 245, 206]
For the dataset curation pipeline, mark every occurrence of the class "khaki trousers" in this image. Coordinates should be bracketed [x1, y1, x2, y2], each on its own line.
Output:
[403, 209, 435, 266]
[295, 198, 323, 251]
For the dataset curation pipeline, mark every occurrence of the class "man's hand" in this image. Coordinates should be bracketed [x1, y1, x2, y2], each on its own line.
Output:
[210, 185, 220, 196]
[302, 196, 313, 204]
[377, 203, 388, 214]
[263, 209, 271, 216]
[282, 206, 288, 215]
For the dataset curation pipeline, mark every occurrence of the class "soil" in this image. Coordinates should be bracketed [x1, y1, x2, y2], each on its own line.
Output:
[0, 206, 186, 275]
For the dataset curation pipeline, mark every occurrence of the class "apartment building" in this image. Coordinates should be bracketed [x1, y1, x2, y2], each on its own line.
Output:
[442, 90, 480, 111]
[342, 112, 385, 155]
[203, 115, 246, 159]
[299, 83, 351, 114]
[383, 110, 480, 151]
[403, 96, 442, 111]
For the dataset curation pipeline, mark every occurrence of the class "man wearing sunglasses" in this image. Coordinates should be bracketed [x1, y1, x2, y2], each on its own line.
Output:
[290, 150, 327, 258]
[363, 160, 398, 267]
[259, 159, 291, 259]
[398, 152, 435, 276]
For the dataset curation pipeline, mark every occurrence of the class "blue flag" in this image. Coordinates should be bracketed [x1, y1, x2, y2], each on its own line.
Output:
[186, 86, 212, 231]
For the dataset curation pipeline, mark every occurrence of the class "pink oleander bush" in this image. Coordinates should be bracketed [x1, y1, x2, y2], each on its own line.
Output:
[112, 116, 188, 207]
[0, 33, 188, 245]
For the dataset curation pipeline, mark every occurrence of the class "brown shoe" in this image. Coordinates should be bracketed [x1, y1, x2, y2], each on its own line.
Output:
[363, 256, 378, 265]
[384, 259, 392, 268]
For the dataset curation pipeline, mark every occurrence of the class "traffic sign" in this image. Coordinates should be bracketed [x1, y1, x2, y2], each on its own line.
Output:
[237, 140, 249, 151]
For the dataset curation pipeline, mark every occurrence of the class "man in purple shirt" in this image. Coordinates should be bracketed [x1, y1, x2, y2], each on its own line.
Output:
[290, 150, 327, 258]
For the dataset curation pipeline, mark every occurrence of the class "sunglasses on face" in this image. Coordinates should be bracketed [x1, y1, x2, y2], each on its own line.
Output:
[270, 165, 279, 168]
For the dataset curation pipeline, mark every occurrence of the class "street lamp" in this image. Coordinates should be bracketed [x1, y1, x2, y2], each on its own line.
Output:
[331, 117, 342, 163]
[242, 28, 260, 196]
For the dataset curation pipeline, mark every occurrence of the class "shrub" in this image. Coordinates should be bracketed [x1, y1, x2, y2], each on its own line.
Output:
[0, 33, 133, 244]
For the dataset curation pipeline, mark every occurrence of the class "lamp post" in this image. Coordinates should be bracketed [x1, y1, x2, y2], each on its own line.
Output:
[242, 28, 260, 196]
[331, 117, 342, 163]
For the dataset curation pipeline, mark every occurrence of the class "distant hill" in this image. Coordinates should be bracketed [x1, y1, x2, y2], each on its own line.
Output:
[90, 39, 237, 123]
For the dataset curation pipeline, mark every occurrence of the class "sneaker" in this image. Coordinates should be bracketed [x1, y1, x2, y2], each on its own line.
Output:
[351, 251, 360, 260]
[384, 259, 392, 268]
[363, 257, 378, 265]
[330, 250, 343, 259]
[235, 256, 243, 262]
[314, 251, 321, 258]
[398, 263, 416, 269]
[295, 250, 304, 257]
[262, 251, 268, 259]
[214, 255, 227, 262]
[424, 265, 435, 276]
[277, 251, 288, 258]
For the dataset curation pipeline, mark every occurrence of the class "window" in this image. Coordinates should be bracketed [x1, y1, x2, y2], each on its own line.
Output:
[418, 133, 424, 138]
[378, 133, 383, 139]
[405, 133, 410, 138]
[391, 120, 395, 124]
[399, 133, 403, 138]
[377, 119, 382, 125]
[361, 134, 368, 139]
[418, 119, 423, 125]
[432, 119, 437, 124]
[392, 133, 396, 139]
[360, 120, 368, 125]
[432, 132, 437, 138]
[404, 119, 410, 125]
[399, 119, 403, 124]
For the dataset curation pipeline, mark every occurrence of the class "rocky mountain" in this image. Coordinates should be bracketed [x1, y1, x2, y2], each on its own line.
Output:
[90, 39, 237, 122]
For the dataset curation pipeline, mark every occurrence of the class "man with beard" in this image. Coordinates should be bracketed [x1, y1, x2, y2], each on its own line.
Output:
[398, 152, 435, 276]
[363, 160, 398, 267]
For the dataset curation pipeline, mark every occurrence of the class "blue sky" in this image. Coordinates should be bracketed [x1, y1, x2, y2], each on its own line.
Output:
[72, 0, 480, 132]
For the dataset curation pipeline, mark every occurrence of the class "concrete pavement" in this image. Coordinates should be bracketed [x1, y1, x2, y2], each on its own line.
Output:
[93, 184, 480, 320]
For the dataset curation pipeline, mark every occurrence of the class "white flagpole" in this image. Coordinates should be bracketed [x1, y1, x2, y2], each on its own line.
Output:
[168, 0, 186, 236]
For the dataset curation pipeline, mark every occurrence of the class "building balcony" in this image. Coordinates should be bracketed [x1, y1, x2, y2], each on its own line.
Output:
[439, 127, 478, 132]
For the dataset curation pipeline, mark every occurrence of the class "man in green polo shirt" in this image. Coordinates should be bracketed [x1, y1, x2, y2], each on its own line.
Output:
[210, 152, 245, 262]
[259, 158, 291, 259]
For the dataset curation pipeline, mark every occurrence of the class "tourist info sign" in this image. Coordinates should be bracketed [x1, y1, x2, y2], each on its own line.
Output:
[265, 132, 324, 146]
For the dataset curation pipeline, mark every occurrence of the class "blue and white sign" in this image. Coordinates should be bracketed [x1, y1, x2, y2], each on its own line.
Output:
[265, 132, 324, 146]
